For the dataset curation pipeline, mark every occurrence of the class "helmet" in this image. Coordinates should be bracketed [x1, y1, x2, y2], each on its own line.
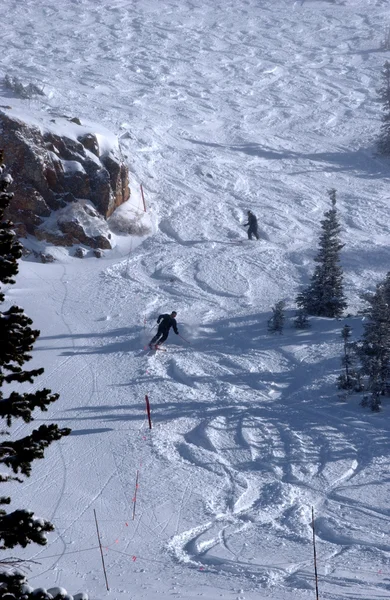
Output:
[171, 311, 177, 317]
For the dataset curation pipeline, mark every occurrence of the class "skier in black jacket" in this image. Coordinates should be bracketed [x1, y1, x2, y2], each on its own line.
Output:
[243, 210, 259, 240]
[149, 311, 179, 347]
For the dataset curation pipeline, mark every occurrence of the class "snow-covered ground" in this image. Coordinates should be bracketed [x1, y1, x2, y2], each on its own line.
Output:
[1, 0, 390, 599]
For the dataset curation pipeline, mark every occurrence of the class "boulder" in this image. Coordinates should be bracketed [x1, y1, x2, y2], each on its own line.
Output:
[74, 247, 87, 259]
[35, 200, 112, 249]
[0, 109, 130, 248]
[39, 252, 55, 263]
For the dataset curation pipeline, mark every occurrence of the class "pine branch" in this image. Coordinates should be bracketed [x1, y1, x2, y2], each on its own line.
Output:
[0, 425, 71, 476]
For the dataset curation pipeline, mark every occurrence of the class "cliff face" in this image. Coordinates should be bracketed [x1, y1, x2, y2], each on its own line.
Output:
[0, 109, 130, 249]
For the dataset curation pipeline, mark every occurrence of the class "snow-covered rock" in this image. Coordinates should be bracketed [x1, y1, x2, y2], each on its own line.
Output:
[0, 107, 130, 248]
[35, 200, 112, 249]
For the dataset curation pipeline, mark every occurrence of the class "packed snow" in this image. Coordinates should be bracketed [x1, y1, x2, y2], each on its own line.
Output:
[1, 0, 390, 599]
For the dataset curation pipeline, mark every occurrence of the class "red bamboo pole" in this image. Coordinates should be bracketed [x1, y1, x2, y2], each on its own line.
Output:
[140, 183, 146, 212]
[145, 394, 152, 429]
[132, 469, 140, 521]
[93, 509, 109, 591]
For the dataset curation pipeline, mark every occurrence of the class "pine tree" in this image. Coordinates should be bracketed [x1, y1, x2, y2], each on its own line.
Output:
[293, 308, 310, 330]
[268, 300, 286, 334]
[377, 61, 390, 155]
[337, 325, 361, 393]
[296, 189, 347, 318]
[357, 272, 390, 411]
[0, 152, 71, 597]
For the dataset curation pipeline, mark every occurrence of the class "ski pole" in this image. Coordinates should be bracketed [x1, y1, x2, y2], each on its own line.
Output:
[178, 333, 191, 345]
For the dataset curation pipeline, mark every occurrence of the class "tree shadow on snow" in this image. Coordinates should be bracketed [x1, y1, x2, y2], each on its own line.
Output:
[38, 326, 143, 355]
[184, 137, 390, 180]
[69, 427, 114, 436]
[341, 246, 390, 276]
[184, 310, 343, 356]
[61, 395, 390, 468]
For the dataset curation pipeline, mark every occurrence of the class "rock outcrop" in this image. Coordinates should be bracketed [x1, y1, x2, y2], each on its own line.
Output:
[0, 109, 130, 249]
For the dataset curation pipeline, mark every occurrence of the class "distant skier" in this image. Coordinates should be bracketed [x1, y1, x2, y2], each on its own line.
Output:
[243, 210, 259, 240]
[149, 311, 179, 347]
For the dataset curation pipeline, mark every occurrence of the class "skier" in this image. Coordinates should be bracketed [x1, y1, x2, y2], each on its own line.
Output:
[149, 311, 179, 348]
[243, 210, 259, 240]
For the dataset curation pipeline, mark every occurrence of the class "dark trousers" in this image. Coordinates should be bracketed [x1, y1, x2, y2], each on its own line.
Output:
[248, 226, 259, 240]
[150, 328, 169, 346]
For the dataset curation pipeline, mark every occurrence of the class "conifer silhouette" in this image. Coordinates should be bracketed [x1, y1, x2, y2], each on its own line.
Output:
[0, 152, 71, 597]
[296, 189, 346, 318]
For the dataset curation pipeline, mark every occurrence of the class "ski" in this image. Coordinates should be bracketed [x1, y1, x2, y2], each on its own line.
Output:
[145, 345, 167, 352]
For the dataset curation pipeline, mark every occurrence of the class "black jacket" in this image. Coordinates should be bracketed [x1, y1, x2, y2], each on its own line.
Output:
[244, 212, 258, 229]
[157, 314, 179, 334]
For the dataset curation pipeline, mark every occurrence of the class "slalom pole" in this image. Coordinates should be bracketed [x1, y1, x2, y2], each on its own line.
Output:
[140, 183, 146, 212]
[311, 507, 320, 600]
[145, 394, 152, 429]
[178, 333, 191, 345]
[132, 470, 140, 521]
[93, 509, 110, 591]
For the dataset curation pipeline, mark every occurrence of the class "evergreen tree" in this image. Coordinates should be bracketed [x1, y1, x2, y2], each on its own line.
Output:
[377, 61, 390, 155]
[293, 308, 310, 330]
[357, 272, 390, 411]
[337, 325, 361, 393]
[296, 189, 347, 318]
[268, 300, 286, 334]
[0, 153, 71, 597]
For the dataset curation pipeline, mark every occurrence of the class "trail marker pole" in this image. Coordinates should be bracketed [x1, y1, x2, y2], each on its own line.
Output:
[311, 506, 319, 600]
[140, 183, 146, 212]
[93, 509, 110, 591]
[132, 469, 140, 520]
[145, 394, 152, 429]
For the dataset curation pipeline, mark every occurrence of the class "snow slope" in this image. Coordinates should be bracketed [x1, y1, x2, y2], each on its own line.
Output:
[1, 0, 390, 599]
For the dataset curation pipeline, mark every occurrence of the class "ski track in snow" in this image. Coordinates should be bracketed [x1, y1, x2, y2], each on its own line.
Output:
[2, 0, 390, 598]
